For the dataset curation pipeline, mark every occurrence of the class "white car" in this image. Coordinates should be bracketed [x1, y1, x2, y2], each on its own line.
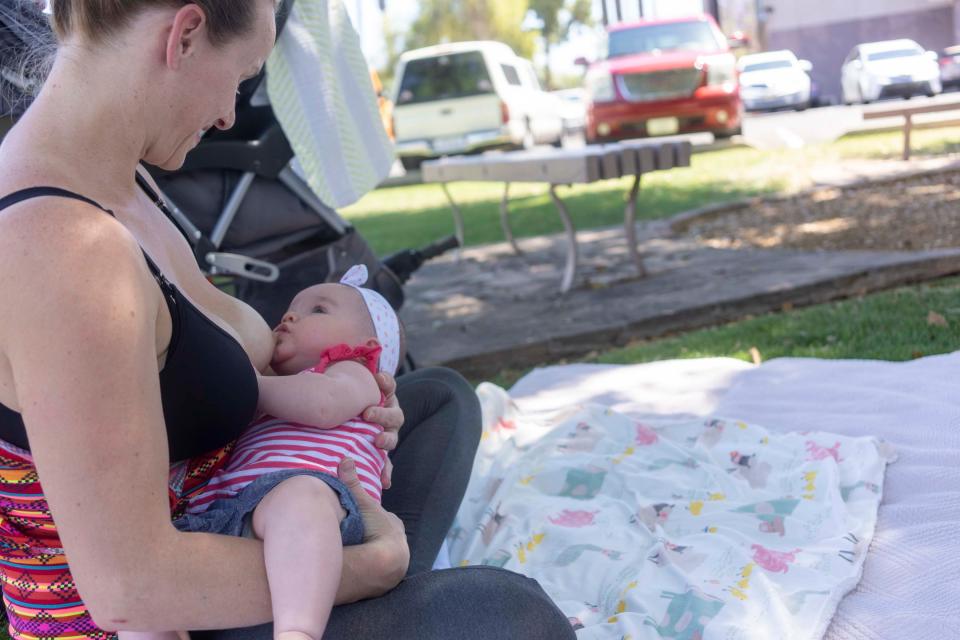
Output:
[551, 88, 587, 135]
[841, 39, 941, 104]
[391, 41, 565, 171]
[737, 50, 813, 111]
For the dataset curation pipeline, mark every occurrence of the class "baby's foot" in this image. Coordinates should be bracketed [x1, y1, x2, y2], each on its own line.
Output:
[277, 631, 316, 640]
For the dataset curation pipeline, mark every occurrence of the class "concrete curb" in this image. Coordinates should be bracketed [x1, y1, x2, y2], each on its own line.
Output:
[436, 251, 960, 380]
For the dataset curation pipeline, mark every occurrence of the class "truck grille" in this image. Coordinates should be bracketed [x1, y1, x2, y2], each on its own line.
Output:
[618, 69, 702, 102]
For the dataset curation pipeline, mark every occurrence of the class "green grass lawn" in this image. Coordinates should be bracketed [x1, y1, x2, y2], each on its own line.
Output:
[485, 276, 960, 388]
[343, 126, 960, 256]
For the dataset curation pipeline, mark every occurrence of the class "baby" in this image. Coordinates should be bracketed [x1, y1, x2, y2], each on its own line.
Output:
[121, 265, 401, 640]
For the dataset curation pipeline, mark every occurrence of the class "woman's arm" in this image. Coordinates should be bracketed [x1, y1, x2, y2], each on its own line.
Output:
[257, 361, 380, 428]
[0, 204, 405, 631]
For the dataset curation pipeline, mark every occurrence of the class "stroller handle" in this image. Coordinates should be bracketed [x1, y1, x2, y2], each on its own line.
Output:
[382, 235, 461, 285]
[419, 235, 462, 261]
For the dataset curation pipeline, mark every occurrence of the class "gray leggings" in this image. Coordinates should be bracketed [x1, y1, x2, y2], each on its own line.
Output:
[194, 367, 575, 640]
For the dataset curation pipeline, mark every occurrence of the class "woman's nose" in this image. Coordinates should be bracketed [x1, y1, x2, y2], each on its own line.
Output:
[214, 108, 236, 131]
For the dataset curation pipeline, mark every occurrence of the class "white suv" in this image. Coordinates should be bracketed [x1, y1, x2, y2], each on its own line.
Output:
[391, 41, 564, 171]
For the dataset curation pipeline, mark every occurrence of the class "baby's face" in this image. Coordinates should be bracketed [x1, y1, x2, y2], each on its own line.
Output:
[271, 283, 375, 375]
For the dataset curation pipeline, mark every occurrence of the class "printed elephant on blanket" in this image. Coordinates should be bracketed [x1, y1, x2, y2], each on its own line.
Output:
[695, 419, 725, 449]
[728, 451, 771, 489]
[551, 466, 608, 500]
[734, 499, 800, 537]
[558, 422, 603, 453]
[644, 587, 725, 639]
[633, 503, 674, 532]
[752, 544, 801, 573]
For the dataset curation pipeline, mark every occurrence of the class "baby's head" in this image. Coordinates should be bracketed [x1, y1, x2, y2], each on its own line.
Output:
[271, 265, 402, 376]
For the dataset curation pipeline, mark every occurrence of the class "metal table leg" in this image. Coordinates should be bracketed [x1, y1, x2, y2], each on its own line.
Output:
[548, 184, 579, 294]
[499, 183, 523, 255]
[624, 174, 647, 277]
[440, 183, 465, 261]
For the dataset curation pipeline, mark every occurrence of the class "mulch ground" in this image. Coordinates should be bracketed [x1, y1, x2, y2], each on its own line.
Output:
[674, 169, 960, 252]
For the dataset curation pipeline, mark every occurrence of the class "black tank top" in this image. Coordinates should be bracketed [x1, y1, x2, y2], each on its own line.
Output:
[0, 179, 259, 461]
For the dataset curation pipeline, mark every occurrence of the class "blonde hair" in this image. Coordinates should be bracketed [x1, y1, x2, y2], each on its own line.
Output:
[52, 1, 259, 45]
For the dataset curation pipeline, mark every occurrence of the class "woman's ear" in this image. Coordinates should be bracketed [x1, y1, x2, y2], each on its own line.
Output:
[165, 5, 207, 70]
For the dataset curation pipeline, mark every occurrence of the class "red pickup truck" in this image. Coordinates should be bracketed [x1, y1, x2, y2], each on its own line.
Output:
[584, 15, 742, 142]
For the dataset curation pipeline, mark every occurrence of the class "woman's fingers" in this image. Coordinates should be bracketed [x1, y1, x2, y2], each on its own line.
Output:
[337, 458, 409, 579]
[380, 455, 394, 491]
[365, 372, 404, 446]
[338, 458, 374, 508]
[374, 371, 397, 398]
[374, 428, 399, 452]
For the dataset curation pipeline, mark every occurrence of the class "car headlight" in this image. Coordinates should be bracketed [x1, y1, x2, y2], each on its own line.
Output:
[697, 54, 737, 87]
[585, 69, 616, 102]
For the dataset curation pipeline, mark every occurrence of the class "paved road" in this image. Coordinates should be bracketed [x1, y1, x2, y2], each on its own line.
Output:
[742, 93, 960, 149]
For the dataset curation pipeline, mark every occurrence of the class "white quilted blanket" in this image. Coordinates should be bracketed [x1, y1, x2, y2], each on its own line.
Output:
[480, 355, 960, 640]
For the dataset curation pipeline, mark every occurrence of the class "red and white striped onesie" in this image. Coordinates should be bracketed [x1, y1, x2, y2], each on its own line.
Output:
[186, 344, 386, 514]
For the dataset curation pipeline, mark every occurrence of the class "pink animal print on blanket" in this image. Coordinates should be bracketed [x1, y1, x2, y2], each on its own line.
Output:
[549, 509, 600, 528]
[805, 440, 842, 463]
[751, 544, 801, 573]
[634, 423, 659, 445]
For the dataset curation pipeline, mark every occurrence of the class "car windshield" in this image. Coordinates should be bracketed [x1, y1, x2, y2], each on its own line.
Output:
[741, 59, 793, 72]
[397, 51, 493, 105]
[866, 48, 922, 62]
[608, 21, 723, 59]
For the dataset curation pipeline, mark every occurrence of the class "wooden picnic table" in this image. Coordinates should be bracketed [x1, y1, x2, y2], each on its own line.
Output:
[421, 139, 693, 293]
[861, 97, 960, 160]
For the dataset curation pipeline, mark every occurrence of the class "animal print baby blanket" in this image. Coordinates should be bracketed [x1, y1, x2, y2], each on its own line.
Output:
[446, 383, 895, 639]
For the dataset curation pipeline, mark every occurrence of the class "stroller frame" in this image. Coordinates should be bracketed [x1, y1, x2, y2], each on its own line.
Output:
[152, 0, 350, 284]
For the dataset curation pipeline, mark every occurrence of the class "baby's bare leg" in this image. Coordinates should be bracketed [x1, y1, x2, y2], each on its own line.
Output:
[252, 475, 346, 640]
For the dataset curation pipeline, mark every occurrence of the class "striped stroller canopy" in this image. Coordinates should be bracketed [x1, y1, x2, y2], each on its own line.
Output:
[266, 0, 395, 208]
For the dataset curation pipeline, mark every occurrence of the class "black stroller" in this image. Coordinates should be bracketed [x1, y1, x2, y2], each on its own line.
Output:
[0, 0, 457, 344]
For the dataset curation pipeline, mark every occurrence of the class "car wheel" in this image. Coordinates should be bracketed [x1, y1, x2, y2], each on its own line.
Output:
[715, 125, 742, 139]
[400, 157, 424, 172]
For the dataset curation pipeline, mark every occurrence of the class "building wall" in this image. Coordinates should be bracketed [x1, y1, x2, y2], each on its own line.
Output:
[765, 3, 956, 101]
[765, 0, 951, 32]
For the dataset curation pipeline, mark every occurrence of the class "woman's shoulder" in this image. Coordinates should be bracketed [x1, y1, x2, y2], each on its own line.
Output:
[1, 189, 143, 273]
[0, 190, 157, 315]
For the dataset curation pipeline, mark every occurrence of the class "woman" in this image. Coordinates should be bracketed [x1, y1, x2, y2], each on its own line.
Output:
[0, 1, 575, 638]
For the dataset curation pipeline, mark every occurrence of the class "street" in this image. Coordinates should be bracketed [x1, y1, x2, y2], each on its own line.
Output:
[741, 93, 960, 149]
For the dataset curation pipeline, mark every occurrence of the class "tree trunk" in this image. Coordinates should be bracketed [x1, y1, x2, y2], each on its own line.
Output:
[543, 38, 553, 90]
[600, 0, 609, 26]
[614, 0, 623, 22]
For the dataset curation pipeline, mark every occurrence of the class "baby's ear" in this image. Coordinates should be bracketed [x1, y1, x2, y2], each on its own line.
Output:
[365, 337, 381, 349]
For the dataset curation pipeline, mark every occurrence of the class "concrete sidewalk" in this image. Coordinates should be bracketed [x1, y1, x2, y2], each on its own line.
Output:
[401, 205, 960, 380]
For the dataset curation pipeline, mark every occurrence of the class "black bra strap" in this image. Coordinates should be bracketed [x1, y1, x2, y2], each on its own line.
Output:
[0, 186, 115, 217]
[135, 171, 164, 208]
[0, 182, 174, 290]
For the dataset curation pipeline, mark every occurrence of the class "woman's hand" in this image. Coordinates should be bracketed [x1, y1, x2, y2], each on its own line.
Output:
[337, 458, 409, 599]
[363, 371, 404, 489]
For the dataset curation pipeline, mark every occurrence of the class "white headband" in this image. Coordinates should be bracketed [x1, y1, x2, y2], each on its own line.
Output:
[338, 265, 400, 374]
